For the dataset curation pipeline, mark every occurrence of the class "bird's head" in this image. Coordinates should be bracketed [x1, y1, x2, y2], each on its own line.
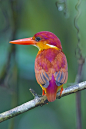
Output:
[10, 31, 62, 50]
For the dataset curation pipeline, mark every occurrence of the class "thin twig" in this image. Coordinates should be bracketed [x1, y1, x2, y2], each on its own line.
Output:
[0, 81, 86, 123]
[74, 0, 84, 129]
[75, 56, 85, 129]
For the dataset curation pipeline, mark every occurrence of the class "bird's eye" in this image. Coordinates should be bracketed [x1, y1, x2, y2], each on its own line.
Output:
[35, 37, 41, 42]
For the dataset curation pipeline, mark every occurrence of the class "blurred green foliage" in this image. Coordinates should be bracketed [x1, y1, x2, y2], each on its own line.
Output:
[0, 0, 86, 129]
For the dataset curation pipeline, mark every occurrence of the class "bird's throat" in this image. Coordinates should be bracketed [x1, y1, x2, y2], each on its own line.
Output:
[36, 42, 60, 51]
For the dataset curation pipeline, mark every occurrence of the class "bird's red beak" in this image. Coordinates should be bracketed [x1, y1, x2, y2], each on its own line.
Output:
[9, 37, 36, 45]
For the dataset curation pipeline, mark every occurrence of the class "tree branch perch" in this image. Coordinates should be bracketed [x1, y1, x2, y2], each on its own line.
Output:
[0, 81, 86, 123]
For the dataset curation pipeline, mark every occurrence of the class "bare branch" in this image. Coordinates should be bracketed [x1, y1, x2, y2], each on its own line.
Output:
[0, 81, 86, 123]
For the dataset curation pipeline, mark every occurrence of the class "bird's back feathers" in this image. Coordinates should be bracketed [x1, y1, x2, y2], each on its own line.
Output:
[35, 48, 68, 102]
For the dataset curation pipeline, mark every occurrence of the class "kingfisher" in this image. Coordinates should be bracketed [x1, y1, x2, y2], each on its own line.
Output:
[10, 31, 68, 102]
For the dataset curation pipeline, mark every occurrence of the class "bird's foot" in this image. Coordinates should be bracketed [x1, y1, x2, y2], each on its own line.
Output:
[42, 90, 46, 96]
[60, 87, 63, 96]
[42, 90, 48, 104]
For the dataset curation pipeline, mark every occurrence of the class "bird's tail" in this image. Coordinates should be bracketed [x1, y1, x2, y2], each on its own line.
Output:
[46, 75, 58, 102]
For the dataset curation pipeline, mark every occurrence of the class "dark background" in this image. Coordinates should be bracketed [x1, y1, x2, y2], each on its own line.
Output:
[0, 0, 86, 129]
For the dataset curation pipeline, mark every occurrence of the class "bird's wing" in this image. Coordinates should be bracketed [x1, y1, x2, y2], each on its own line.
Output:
[54, 70, 68, 86]
[35, 49, 68, 88]
[35, 69, 68, 88]
[35, 70, 50, 88]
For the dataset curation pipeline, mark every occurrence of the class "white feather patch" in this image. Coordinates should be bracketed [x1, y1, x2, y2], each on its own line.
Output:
[46, 44, 57, 48]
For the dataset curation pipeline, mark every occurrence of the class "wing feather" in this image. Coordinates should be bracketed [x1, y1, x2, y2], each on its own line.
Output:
[55, 71, 68, 86]
[35, 71, 50, 88]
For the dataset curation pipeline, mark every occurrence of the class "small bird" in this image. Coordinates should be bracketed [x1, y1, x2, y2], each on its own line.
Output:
[10, 31, 68, 102]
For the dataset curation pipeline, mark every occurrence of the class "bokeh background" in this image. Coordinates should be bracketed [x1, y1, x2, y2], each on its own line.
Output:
[0, 0, 86, 129]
